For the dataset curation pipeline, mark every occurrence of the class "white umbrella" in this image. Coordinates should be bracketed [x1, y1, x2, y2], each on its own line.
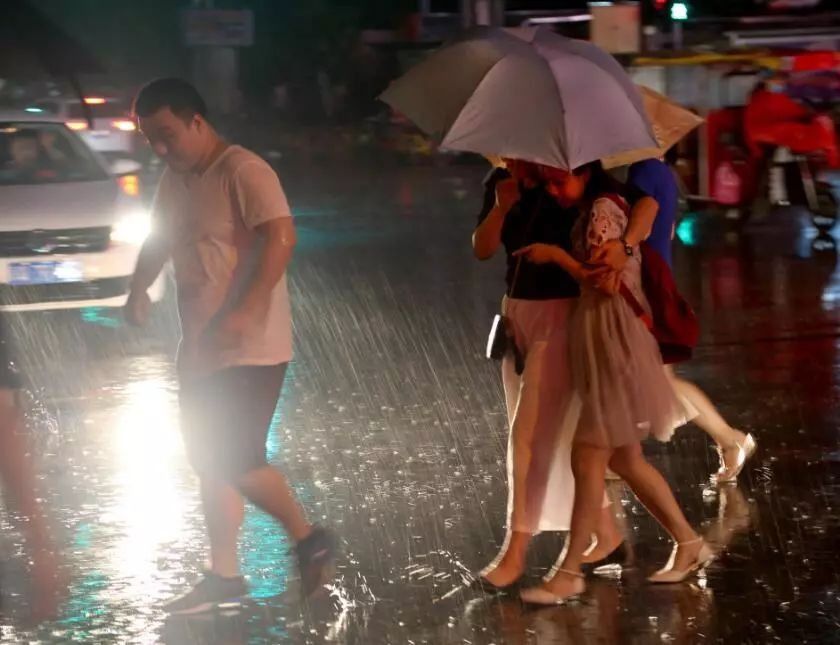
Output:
[380, 26, 657, 170]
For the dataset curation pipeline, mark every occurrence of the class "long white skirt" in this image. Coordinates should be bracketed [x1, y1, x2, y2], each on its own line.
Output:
[502, 297, 578, 533]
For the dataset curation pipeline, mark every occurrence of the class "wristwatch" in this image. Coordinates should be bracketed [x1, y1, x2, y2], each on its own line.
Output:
[619, 237, 634, 257]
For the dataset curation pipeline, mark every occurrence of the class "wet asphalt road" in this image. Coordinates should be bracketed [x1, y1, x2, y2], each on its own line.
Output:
[0, 161, 838, 644]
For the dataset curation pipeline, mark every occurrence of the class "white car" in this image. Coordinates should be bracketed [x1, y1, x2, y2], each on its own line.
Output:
[0, 111, 164, 312]
[27, 96, 139, 158]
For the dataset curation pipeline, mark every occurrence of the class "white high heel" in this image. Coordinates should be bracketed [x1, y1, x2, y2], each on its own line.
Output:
[520, 569, 585, 606]
[712, 433, 757, 484]
[647, 538, 715, 584]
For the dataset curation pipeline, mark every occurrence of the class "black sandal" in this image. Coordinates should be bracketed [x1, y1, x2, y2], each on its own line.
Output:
[295, 526, 338, 598]
[581, 541, 629, 573]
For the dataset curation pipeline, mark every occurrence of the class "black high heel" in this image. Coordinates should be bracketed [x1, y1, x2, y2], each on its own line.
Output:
[580, 541, 629, 573]
[469, 574, 525, 596]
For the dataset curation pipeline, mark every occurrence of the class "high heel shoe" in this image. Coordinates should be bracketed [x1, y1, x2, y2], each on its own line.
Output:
[712, 433, 757, 485]
[520, 569, 585, 606]
[581, 541, 629, 573]
[647, 538, 715, 584]
[469, 574, 524, 596]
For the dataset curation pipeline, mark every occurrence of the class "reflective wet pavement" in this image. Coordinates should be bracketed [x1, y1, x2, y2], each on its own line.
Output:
[1, 163, 839, 643]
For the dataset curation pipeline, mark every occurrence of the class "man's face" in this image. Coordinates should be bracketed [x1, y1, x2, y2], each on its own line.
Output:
[138, 107, 205, 173]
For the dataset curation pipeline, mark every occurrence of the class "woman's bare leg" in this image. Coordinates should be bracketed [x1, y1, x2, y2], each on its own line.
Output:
[484, 341, 570, 586]
[666, 367, 748, 472]
[480, 530, 530, 585]
[0, 390, 63, 621]
[540, 443, 611, 597]
[608, 443, 702, 569]
[553, 499, 625, 570]
[583, 500, 625, 562]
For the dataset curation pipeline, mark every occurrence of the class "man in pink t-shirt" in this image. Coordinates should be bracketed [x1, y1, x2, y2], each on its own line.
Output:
[126, 78, 335, 614]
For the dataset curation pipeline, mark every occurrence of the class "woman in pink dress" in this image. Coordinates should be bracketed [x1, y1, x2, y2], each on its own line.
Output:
[512, 162, 714, 605]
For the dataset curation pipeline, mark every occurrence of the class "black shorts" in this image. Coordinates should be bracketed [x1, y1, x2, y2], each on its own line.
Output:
[0, 315, 21, 390]
[179, 363, 288, 480]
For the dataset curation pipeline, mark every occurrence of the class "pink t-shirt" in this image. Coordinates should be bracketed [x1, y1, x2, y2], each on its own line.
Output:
[153, 145, 293, 377]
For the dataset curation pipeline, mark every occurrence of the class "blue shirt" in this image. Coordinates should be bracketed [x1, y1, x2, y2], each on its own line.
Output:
[628, 159, 678, 267]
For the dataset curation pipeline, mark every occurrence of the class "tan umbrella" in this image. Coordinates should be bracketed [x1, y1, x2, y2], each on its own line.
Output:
[601, 86, 704, 169]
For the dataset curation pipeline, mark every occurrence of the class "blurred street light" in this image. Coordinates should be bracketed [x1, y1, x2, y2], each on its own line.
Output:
[671, 1, 688, 50]
[671, 2, 689, 21]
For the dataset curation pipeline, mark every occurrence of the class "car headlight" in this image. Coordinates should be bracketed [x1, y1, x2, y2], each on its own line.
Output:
[111, 209, 152, 245]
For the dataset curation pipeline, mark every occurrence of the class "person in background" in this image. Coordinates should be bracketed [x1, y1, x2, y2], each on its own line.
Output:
[125, 78, 336, 614]
[38, 130, 70, 167]
[625, 154, 757, 484]
[0, 316, 63, 623]
[1, 131, 41, 182]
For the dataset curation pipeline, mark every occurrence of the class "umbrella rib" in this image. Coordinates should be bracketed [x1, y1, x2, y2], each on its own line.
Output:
[567, 48, 648, 119]
[439, 54, 507, 147]
[555, 49, 654, 168]
[540, 54, 569, 170]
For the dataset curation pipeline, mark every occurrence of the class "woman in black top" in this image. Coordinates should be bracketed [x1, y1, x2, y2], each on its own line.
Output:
[471, 159, 627, 590]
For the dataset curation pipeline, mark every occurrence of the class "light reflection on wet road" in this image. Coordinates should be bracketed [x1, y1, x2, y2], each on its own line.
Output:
[1, 163, 838, 643]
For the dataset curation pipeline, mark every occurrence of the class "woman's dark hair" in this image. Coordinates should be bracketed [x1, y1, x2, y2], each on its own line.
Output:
[133, 78, 208, 122]
[574, 160, 626, 204]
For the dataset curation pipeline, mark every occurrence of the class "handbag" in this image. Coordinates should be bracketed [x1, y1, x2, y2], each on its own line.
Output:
[486, 311, 525, 375]
[486, 313, 508, 360]
[639, 242, 700, 364]
[485, 192, 541, 375]
[617, 243, 699, 365]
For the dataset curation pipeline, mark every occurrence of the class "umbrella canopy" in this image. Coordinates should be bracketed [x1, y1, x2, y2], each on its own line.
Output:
[601, 86, 705, 169]
[380, 26, 656, 171]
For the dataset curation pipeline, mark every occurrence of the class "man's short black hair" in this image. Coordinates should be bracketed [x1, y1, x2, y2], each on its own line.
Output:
[133, 78, 207, 121]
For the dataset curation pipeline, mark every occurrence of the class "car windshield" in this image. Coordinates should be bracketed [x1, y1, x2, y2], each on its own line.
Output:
[0, 122, 108, 186]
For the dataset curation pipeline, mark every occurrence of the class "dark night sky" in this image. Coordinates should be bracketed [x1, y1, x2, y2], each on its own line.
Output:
[31, 0, 187, 82]
[25, 0, 837, 95]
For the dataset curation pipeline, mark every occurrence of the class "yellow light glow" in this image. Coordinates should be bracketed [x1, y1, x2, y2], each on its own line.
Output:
[104, 373, 194, 601]
[110, 209, 152, 245]
[118, 174, 140, 197]
[113, 120, 137, 132]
